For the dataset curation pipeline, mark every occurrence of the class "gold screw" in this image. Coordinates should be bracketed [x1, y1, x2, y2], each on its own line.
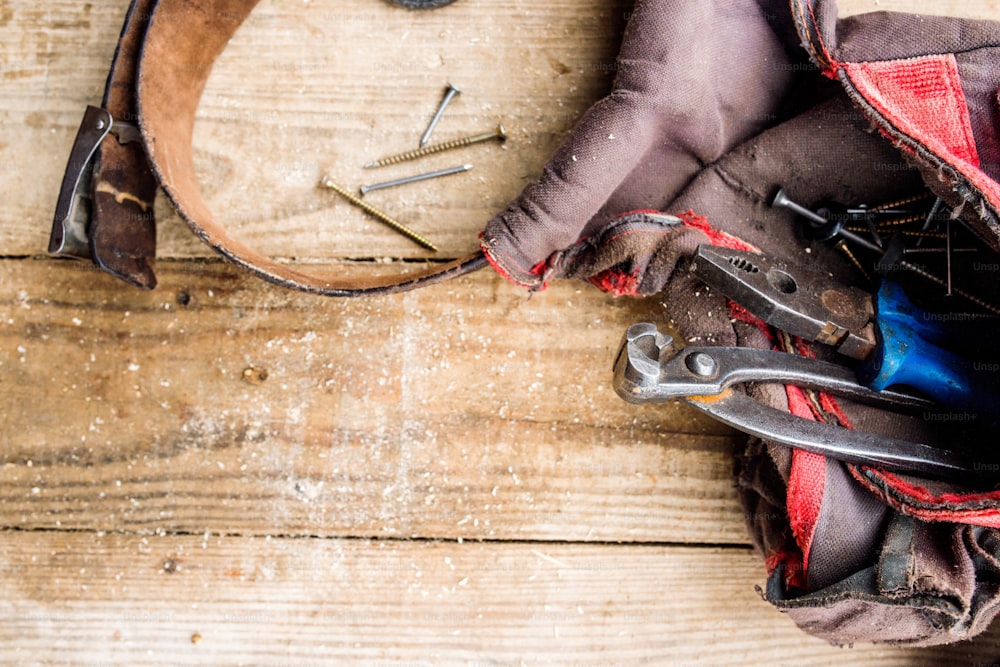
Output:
[320, 178, 438, 252]
[870, 193, 934, 212]
[836, 241, 871, 283]
[364, 124, 507, 169]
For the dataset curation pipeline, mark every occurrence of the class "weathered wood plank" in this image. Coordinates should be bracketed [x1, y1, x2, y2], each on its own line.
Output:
[2, 531, 997, 665]
[1, 259, 746, 543]
[4, 1, 1000, 664]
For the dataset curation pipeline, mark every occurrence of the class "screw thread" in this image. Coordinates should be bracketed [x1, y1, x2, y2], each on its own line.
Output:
[899, 231, 946, 239]
[321, 178, 437, 252]
[900, 259, 1000, 316]
[871, 193, 934, 212]
[365, 124, 506, 169]
[836, 242, 871, 283]
[875, 214, 925, 229]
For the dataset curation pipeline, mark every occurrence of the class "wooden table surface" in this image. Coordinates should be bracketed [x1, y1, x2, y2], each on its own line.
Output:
[3, 0, 1000, 664]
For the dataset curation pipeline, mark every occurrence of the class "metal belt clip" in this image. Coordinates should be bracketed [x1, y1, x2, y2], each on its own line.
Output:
[49, 105, 141, 260]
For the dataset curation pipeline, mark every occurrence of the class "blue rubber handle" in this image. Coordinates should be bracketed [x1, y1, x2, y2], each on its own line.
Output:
[858, 282, 1000, 422]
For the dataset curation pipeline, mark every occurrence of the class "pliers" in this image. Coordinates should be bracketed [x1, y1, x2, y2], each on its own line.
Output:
[612, 323, 979, 481]
[611, 244, 1000, 482]
[688, 245, 1000, 417]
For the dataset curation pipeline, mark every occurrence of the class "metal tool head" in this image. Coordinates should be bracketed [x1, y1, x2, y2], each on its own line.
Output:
[50, 105, 145, 261]
[613, 323, 934, 411]
[612, 323, 676, 403]
[689, 245, 877, 360]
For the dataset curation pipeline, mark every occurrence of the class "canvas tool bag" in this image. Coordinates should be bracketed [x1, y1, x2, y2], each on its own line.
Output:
[481, 0, 1000, 647]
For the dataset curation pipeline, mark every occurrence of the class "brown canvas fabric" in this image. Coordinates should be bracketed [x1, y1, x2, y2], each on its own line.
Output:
[481, 0, 1000, 646]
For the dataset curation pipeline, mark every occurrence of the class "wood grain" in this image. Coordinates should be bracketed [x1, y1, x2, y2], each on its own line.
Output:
[3, 531, 999, 665]
[1, 0, 631, 261]
[3, 0, 1000, 664]
[1, 259, 744, 543]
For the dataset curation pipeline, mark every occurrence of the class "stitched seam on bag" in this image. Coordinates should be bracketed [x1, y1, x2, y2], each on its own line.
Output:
[711, 164, 772, 209]
[857, 469, 1000, 512]
[792, 0, 836, 75]
[850, 471, 1000, 528]
[480, 235, 544, 289]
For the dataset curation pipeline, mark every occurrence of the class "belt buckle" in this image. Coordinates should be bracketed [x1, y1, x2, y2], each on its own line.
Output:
[49, 105, 142, 260]
[49, 106, 114, 259]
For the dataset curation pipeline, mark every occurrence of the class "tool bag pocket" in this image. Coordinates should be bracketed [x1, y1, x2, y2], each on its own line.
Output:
[744, 0, 1000, 646]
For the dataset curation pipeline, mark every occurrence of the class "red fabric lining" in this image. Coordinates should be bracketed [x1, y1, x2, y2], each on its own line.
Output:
[845, 55, 1000, 212]
[766, 551, 807, 590]
[731, 300, 827, 582]
[851, 469, 1000, 528]
[785, 387, 828, 574]
[589, 268, 641, 296]
[728, 302, 778, 343]
[677, 210, 759, 252]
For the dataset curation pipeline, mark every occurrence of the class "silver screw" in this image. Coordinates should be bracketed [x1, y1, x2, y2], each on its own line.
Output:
[420, 83, 461, 148]
[360, 164, 473, 196]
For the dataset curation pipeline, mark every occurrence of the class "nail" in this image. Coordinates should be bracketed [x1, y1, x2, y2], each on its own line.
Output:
[920, 198, 944, 232]
[903, 247, 976, 255]
[773, 190, 883, 253]
[945, 218, 953, 297]
[365, 124, 507, 169]
[321, 177, 438, 252]
[360, 164, 473, 196]
[420, 83, 461, 148]
[772, 189, 827, 225]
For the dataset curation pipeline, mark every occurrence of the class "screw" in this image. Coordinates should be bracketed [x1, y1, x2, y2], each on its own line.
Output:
[320, 177, 438, 252]
[365, 124, 507, 169]
[772, 189, 882, 254]
[898, 259, 1000, 315]
[360, 164, 473, 196]
[419, 83, 461, 148]
[871, 192, 935, 212]
[836, 241, 872, 283]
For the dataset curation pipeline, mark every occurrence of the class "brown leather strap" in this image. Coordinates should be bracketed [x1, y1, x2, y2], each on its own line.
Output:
[65, 0, 485, 296]
[90, 0, 158, 289]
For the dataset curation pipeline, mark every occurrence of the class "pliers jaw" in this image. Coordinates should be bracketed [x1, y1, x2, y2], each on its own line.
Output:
[688, 245, 877, 360]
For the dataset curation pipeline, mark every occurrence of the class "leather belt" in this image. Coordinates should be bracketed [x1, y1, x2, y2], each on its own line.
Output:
[50, 0, 487, 296]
